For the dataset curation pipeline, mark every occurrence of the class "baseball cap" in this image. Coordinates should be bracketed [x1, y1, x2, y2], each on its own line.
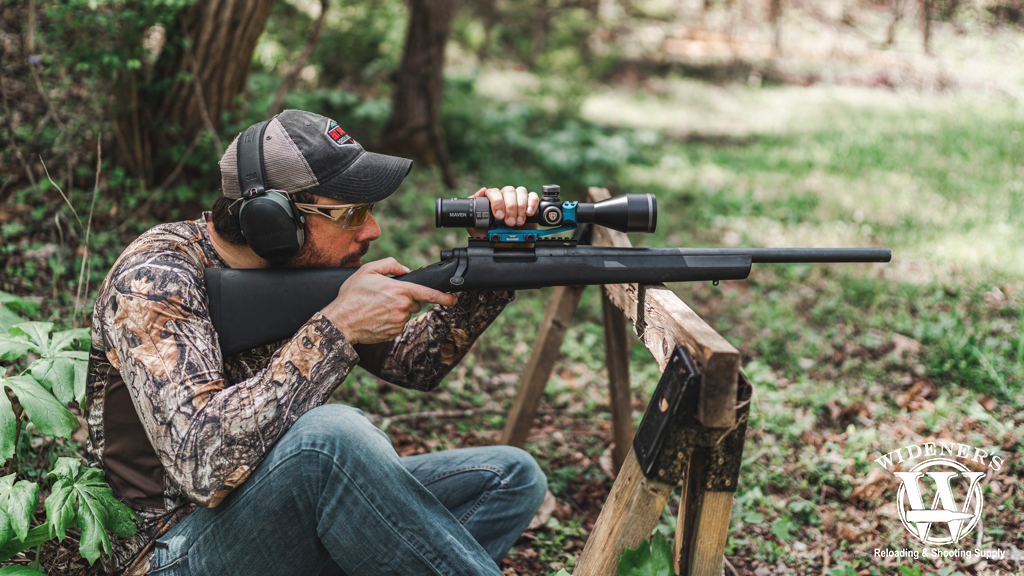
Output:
[219, 110, 413, 203]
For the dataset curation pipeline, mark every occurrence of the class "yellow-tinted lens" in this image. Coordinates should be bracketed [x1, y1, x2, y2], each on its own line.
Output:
[344, 203, 374, 229]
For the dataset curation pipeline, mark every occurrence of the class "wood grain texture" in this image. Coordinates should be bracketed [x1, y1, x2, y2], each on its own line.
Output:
[684, 491, 735, 576]
[499, 284, 586, 447]
[585, 188, 740, 428]
[601, 289, 633, 472]
[575, 450, 675, 576]
[675, 450, 735, 576]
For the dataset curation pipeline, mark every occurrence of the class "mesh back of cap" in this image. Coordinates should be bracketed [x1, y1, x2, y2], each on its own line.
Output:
[219, 118, 320, 198]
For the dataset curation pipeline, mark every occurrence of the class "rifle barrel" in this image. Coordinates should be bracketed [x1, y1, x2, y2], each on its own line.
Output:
[665, 248, 892, 263]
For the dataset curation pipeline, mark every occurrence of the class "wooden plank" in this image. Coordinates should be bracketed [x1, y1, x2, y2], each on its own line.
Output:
[574, 449, 674, 576]
[674, 448, 734, 576]
[684, 491, 734, 576]
[675, 371, 752, 575]
[674, 448, 703, 575]
[500, 284, 586, 447]
[586, 188, 740, 429]
[601, 289, 633, 472]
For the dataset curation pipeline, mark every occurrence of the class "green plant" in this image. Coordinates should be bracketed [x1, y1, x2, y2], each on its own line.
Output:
[534, 517, 587, 568]
[0, 294, 137, 571]
[617, 531, 674, 576]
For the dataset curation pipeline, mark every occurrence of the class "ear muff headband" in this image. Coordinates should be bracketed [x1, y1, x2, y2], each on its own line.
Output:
[236, 120, 305, 262]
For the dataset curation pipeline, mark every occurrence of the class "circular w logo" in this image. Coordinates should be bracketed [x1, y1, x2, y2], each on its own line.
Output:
[894, 458, 984, 545]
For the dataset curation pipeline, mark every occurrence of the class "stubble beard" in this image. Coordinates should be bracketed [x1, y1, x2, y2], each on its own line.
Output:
[277, 240, 370, 269]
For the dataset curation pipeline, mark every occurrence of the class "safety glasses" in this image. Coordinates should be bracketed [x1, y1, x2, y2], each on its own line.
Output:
[293, 202, 375, 230]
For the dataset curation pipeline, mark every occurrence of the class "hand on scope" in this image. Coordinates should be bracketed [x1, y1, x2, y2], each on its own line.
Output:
[467, 186, 540, 237]
[322, 258, 459, 345]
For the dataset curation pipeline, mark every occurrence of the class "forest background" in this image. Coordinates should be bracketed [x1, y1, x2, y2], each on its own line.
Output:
[1, 0, 1023, 574]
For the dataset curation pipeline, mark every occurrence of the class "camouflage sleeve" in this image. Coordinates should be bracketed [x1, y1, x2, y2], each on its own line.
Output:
[356, 291, 515, 391]
[99, 250, 359, 508]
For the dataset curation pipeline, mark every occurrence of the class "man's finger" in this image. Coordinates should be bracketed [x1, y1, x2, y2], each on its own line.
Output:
[515, 186, 528, 225]
[486, 187, 505, 220]
[527, 191, 539, 216]
[469, 187, 487, 199]
[406, 284, 458, 307]
[501, 186, 517, 225]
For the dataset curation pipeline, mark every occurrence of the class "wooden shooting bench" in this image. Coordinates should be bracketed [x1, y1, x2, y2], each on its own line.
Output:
[499, 188, 753, 576]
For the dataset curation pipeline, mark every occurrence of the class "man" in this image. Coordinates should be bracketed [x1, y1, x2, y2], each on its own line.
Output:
[85, 109, 547, 576]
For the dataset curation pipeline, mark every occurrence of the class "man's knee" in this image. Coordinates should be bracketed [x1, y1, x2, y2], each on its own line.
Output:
[283, 404, 396, 466]
[489, 446, 547, 502]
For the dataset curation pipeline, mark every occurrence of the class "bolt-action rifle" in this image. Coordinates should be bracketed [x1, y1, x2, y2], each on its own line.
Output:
[205, 185, 891, 356]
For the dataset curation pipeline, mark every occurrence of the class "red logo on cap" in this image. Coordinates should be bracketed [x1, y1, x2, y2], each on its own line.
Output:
[326, 120, 356, 146]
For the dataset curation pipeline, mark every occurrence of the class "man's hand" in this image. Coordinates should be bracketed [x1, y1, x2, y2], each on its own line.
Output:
[467, 186, 540, 237]
[322, 258, 459, 345]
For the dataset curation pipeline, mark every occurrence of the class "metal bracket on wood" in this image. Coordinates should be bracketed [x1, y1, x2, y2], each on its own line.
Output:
[633, 345, 747, 492]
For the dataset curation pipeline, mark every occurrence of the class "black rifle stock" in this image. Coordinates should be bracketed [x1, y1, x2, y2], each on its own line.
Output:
[205, 245, 891, 356]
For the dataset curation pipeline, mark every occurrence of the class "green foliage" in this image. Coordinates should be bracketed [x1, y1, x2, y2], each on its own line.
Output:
[770, 515, 795, 542]
[442, 76, 656, 192]
[828, 563, 859, 576]
[0, 475, 40, 546]
[0, 299, 137, 566]
[42, 0, 191, 81]
[45, 458, 139, 564]
[534, 517, 587, 568]
[0, 294, 37, 334]
[0, 566, 47, 576]
[0, 375, 77, 461]
[618, 531, 674, 576]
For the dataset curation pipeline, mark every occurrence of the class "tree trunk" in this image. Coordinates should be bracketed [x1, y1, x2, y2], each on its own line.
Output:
[886, 0, 904, 46]
[921, 0, 932, 54]
[113, 0, 275, 187]
[382, 0, 458, 190]
[770, 0, 783, 55]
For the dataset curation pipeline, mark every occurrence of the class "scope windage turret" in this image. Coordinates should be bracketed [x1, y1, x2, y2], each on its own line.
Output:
[435, 187, 657, 234]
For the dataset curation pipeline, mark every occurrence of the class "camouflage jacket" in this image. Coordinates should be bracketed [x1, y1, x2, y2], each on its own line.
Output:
[84, 214, 513, 575]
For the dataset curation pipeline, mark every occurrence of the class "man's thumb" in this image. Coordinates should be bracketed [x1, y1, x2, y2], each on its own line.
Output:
[364, 257, 410, 276]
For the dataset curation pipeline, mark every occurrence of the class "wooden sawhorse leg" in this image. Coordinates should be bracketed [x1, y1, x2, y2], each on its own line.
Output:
[576, 347, 752, 576]
[501, 284, 636, 469]
[500, 285, 586, 447]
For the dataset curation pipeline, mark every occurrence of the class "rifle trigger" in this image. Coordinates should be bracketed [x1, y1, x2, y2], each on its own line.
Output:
[450, 250, 469, 287]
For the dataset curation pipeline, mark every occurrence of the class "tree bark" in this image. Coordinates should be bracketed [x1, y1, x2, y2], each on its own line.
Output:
[921, 0, 933, 54]
[382, 0, 458, 190]
[769, 0, 783, 55]
[113, 0, 275, 187]
[886, 0, 904, 46]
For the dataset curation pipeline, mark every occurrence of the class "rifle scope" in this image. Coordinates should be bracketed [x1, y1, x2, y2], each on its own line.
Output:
[435, 185, 658, 233]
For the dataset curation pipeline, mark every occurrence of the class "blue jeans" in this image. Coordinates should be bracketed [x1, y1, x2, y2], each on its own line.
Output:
[147, 404, 547, 576]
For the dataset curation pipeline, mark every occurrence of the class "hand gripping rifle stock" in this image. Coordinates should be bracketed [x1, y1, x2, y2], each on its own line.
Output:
[204, 244, 891, 356]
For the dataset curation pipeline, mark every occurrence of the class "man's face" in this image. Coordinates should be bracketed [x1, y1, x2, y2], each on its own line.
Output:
[283, 195, 381, 269]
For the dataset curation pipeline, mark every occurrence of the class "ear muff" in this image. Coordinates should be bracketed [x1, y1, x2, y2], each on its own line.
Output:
[235, 120, 305, 263]
[237, 191, 305, 262]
